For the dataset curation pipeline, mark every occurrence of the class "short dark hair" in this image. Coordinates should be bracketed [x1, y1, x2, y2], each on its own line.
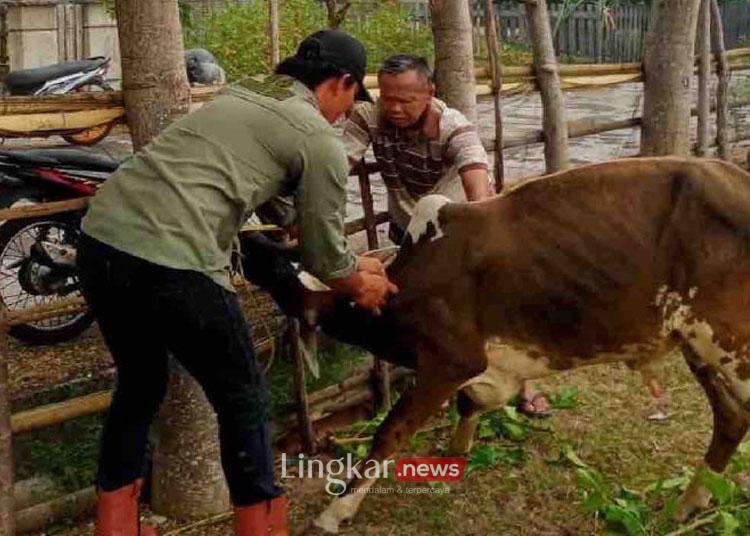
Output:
[275, 56, 356, 92]
[378, 54, 433, 85]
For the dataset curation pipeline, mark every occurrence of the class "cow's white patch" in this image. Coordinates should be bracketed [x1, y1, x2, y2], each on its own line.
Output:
[460, 339, 674, 415]
[314, 478, 377, 534]
[655, 286, 750, 405]
[406, 194, 451, 244]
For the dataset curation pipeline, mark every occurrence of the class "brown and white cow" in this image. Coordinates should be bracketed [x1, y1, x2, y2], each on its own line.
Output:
[300, 156, 750, 533]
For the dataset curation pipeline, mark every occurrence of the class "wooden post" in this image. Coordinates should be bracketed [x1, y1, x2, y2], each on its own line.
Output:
[289, 319, 316, 452]
[268, 0, 280, 68]
[355, 160, 392, 411]
[710, 0, 730, 160]
[483, 0, 505, 191]
[0, 3, 8, 92]
[522, 0, 570, 172]
[0, 326, 14, 535]
[356, 161, 379, 251]
[697, 0, 711, 156]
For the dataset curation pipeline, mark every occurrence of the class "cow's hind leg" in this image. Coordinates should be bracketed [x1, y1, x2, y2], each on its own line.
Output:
[675, 339, 750, 522]
[450, 374, 523, 454]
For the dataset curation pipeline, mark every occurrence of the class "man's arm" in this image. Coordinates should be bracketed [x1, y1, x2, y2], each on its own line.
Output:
[444, 110, 493, 201]
[460, 164, 492, 201]
[294, 133, 396, 314]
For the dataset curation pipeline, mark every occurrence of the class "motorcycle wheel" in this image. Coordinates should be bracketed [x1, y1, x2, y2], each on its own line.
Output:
[61, 81, 116, 146]
[62, 121, 115, 146]
[0, 214, 94, 345]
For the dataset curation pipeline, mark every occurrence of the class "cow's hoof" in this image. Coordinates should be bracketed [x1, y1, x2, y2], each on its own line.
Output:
[310, 514, 341, 534]
[300, 524, 328, 535]
[674, 481, 712, 522]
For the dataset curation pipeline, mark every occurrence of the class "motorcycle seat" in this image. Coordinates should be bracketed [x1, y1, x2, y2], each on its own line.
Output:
[0, 149, 120, 172]
[4, 57, 109, 96]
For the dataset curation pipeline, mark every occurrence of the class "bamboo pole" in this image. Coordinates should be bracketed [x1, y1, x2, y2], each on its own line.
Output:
[697, 0, 711, 157]
[0, 198, 88, 222]
[307, 367, 372, 406]
[268, 0, 280, 67]
[0, 55, 747, 119]
[0, 109, 123, 134]
[9, 340, 276, 436]
[3, 297, 87, 328]
[0, 86, 216, 116]
[15, 486, 95, 534]
[480, 97, 750, 153]
[13, 476, 60, 512]
[484, 0, 505, 192]
[0, 3, 8, 88]
[11, 390, 111, 435]
[0, 324, 13, 535]
[710, 0, 730, 160]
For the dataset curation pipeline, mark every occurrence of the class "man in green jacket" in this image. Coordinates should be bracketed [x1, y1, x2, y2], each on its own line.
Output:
[78, 30, 397, 536]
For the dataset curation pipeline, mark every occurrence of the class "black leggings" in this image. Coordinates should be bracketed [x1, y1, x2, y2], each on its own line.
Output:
[77, 234, 282, 506]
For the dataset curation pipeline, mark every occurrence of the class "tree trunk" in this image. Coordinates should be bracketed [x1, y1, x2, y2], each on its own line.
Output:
[524, 0, 570, 172]
[696, 0, 711, 157]
[640, 0, 701, 156]
[151, 360, 230, 519]
[115, 0, 228, 520]
[710, 0, 729, 160]
[484, 0, 505, 191]
[324, 0, 352, 29]
[430, 0, 477, 123]
[0, 331, 14, 536]
[114, 0, 191, 151]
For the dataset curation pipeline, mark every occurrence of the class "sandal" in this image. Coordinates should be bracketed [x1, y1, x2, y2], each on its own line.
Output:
[517, 392, 553, 418]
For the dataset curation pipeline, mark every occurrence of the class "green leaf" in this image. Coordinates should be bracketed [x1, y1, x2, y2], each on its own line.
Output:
[564, 446, 589, 469]
[716, 511, 740, 536]
[697, 468, 735, 505]
[601, 503, 645, 536]
[549, 386, 581, 410]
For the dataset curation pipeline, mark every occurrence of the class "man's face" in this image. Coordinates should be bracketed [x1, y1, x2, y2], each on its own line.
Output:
[378, 70, 433, 129]
[319, 75, 359, 124]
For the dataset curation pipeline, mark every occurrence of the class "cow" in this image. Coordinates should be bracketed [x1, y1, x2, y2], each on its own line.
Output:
[245, 156, 750, 534]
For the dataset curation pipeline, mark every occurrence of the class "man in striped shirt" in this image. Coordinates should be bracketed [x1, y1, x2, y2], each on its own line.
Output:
[343, 54, 492, 242]
[343, 54, 551, 418]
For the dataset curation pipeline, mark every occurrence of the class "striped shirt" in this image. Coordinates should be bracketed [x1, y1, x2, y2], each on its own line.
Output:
[343, 98, 489, 231]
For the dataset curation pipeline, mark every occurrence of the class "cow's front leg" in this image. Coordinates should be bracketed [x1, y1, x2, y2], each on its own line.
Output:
[310, 372, 472, 533]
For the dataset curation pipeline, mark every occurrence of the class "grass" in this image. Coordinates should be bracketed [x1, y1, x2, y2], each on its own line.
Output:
[281, 350, 750, 535]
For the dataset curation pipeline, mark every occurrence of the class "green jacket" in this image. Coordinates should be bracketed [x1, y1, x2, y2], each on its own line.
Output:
[82, 75, 356, 291]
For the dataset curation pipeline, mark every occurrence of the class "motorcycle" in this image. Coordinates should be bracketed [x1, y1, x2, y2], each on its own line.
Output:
[0, 148, 117, 344]
[2, 57, 116, 146]
[1, 50, 225, 147]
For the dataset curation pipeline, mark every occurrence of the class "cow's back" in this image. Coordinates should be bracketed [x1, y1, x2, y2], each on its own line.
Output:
[462, 157, 750, 360]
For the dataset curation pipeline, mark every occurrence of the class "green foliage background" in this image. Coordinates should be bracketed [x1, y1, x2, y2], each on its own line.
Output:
[182, 0, 435, 80]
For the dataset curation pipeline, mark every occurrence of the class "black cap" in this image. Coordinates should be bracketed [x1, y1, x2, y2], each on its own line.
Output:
[295, 30, 373, 102]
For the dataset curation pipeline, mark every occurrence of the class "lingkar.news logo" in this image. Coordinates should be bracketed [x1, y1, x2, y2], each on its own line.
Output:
[280, 454, 468, 495]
